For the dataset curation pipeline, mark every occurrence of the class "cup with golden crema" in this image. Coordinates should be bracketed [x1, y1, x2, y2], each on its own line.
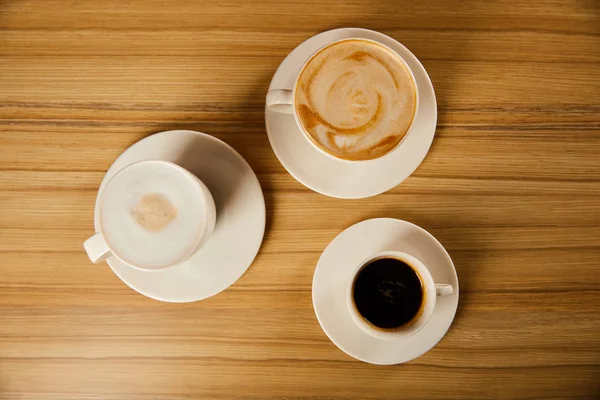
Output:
[83, 160, 216, 271]
[267, 38, 418, 162]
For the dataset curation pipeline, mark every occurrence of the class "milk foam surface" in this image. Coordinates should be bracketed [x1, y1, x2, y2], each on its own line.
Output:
[295, 39, 417, 161]
[100, 162, 205, 269]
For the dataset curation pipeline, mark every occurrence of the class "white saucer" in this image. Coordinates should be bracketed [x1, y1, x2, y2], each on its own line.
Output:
[265, 28, 437, 199]
[94, 130, 266, 302]
[312, 218, 459, 364]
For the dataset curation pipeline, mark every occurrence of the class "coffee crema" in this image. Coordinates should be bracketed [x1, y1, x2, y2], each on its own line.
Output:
[295, 39, 417, 161]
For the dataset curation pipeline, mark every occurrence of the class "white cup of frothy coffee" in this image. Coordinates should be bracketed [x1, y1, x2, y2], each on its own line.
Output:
[267, 38, 419, 162]
[84, 160, 216, 271]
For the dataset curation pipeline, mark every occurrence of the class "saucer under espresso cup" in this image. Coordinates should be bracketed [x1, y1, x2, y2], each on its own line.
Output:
[267, 37, 419, 163]
[348, 251, 454, 341]
[92, 130, 266, 303]
[265, 28, 437, 198]
[312, 218, 459, 364]
[84, 160, 217, 271]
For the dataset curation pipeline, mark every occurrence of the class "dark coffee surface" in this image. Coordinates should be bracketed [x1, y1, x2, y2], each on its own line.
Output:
[352, 257, 423, 329]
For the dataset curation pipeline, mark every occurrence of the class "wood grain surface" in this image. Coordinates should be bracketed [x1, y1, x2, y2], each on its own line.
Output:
[1, 0, 600, 399]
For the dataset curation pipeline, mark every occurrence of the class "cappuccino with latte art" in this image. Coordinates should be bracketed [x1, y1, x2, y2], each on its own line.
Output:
[295, 39, 417, 161]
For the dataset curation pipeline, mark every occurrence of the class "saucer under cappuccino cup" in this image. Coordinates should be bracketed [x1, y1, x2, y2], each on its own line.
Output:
[83, 160, 216, 271]
[347, 251, 453, 341]
[267, 37, 419, 162]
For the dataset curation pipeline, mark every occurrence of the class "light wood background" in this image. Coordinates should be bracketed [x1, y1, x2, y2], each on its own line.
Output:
[1, 0, 599, 399]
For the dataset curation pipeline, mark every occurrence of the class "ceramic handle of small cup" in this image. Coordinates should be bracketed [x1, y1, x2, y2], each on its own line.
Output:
[435, 284, 454, 296]
[83, 232, 112, 263]
[266, 89, 294, 114]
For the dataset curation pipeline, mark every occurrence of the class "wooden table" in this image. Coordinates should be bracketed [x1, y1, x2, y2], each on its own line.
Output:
[1, 1, 599, 399]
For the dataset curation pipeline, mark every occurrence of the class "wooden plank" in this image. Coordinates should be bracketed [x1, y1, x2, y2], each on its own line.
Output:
[2, 190, 600, 230]
[1, 0, 599, 34]
[1, 126, 599, 181]
[1, 58, 599, 108]
[1, 248, 599, 293]
[2, 29, 599, 63]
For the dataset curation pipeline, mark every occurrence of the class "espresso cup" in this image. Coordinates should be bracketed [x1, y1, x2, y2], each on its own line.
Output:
[267, 37, 419, 162]
[347, 251, 453, 341]
[83, 160, 216, 271]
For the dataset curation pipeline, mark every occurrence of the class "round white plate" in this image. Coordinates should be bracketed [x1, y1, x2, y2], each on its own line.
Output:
[265, 28, 437, 199]
[312, 218, 459, 364]
[94, 130, 266, 302]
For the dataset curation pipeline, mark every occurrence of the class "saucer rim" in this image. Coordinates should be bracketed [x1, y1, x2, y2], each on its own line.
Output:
[265, 27, 437, 199]
[93, 130, 266, 303]
[312, 218, 459, 364]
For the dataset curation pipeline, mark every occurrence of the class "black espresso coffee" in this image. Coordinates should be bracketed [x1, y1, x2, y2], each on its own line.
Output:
[352, 257, 423, 329]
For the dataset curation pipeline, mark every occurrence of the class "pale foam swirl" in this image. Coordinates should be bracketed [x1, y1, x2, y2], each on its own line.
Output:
[295, 39, 417, 161]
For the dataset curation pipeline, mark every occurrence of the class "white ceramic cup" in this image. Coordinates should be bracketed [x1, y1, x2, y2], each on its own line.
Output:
[266, 37, 419, 163]
[347, 251, 453, 341]
[83, 160, 216, 271]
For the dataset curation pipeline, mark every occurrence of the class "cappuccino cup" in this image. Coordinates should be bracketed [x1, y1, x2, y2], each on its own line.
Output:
[83, 160, 216, 271]
[267, 37, 419, 162]
[348, 251, 453, 341]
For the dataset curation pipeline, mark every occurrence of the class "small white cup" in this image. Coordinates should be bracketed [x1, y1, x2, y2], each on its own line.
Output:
[347, 251, 453, 341]
[83, 160, 216, 271]
[266, 37, 419, 163]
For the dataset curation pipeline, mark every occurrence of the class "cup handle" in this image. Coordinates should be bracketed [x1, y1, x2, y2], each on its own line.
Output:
[435, 284, 454, 296]
[83, 232, 112, 263]
[266, 89, 294, 114]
